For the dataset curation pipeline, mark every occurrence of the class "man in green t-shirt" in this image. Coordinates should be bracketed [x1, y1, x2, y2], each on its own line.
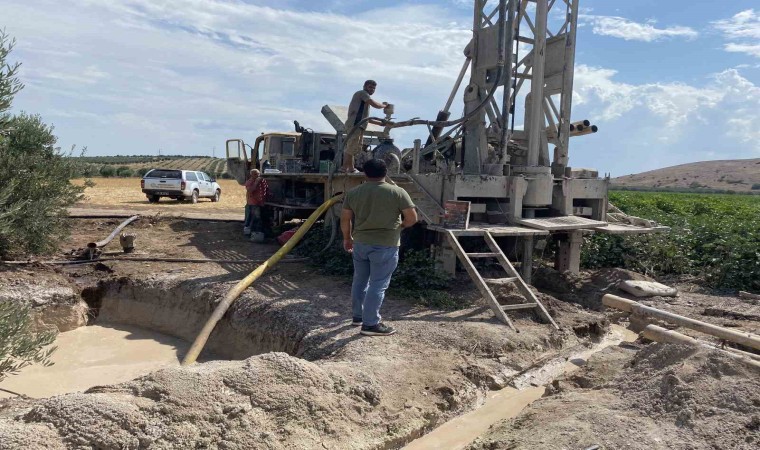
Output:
[341, 159, 417, 336]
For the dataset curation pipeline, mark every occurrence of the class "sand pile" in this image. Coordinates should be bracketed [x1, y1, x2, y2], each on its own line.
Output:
[468, 343, 760, 450]
[1, 352, 392, 449]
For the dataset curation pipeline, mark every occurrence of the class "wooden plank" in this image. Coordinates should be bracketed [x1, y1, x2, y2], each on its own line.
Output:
[483, 277, 518, 285]
[502, 303, 538, 310]
[466, 252, 500, 258]
[483, 233, 559, 330]
[445, 231, 516, 331]
[517, 216, 608, 231]
[427, 224, 549, 237]
[596, 223, 670, 235]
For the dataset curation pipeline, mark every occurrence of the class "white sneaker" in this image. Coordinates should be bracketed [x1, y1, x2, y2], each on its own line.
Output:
[243, 227, 251, 235]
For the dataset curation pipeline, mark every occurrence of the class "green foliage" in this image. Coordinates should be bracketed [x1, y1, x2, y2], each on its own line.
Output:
[99, 165, 115, 177]
[294, 224, 461, 308]
[0, 32, 22, 129]
[611, 184, 759, 195]
[0, 113, 89, 258]
[0, 301, 57, 381]
[293, 223, 353, 276]
[388, 249, 465, 309]
[136, 167, 151, 177]
[116, 166, 133, 177]
[0, 33, 89, 258]
[584, 191, 760, 292]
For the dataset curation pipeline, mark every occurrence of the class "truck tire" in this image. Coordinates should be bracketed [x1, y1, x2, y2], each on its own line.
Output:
[148, 195, 160, 203]
[211, 189, 221, 202]
[190, 190, 199, 204]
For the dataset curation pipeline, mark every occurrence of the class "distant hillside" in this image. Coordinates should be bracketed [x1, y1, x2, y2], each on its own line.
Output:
[612, 158, 760, 193]
[70, 155, 229, 177]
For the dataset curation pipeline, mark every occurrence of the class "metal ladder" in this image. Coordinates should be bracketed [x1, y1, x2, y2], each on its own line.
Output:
[445, 230, 559, 332]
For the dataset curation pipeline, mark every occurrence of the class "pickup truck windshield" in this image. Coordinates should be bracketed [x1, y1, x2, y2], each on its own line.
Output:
[146, 170, 182, 179]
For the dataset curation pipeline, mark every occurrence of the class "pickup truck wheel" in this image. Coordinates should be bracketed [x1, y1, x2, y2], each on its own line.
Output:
[148, 195, 160, 203]
[190, 190, 199, 204]
[211, 189, 221, 202]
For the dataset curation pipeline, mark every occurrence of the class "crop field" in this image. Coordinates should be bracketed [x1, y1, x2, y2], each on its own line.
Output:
[585, 191, 760, 292]
[72, 178, 246, 213]
[71, 156, 229, 177]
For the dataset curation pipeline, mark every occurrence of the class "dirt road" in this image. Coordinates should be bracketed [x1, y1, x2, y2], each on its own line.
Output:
[73, 177, 246, 218]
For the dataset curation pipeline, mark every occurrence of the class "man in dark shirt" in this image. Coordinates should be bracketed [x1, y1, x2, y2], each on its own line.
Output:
[341, 80, 388, 173]
[341, 159, 417, 336]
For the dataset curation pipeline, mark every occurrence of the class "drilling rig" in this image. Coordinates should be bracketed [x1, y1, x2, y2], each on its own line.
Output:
[226, 0, 664, 330]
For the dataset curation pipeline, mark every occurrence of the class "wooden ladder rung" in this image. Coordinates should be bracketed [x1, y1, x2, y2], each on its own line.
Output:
[466, 252, 500, 258]
[483, 277, 518, 284]
[501, 303, 538, 311]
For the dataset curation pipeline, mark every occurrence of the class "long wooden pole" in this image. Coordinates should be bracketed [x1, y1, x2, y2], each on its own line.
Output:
[641, 325, 760, 370]
[602, 294, 760, 351]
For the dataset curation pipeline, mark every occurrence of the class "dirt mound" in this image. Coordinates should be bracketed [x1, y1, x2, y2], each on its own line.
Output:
[616, 344, 760, 437]
[468, 343, 760, 450]
[3, 353, 389, 449]
[532, 267, 652, 310]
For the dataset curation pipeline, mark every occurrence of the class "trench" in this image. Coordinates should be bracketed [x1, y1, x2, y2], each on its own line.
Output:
[403, 324, 638, 450]
[1, 278, 304, 399]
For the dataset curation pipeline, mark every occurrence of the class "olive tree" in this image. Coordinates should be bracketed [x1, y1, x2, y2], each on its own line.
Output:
[0, 30, 64, 380]
[0, 32, 88, 258]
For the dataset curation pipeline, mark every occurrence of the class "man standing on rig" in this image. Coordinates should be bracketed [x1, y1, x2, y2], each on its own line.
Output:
[341, 159, 417, 336]
[341, 80, 388, 173]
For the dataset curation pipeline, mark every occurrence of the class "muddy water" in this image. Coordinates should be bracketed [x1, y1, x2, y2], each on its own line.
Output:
[404, 325, 638, 450]
[0, 323, 205, 399]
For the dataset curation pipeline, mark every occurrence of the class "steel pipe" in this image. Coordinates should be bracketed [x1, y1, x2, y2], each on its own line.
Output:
[641, 325, 760, 370]
[603, 294, 760, 351]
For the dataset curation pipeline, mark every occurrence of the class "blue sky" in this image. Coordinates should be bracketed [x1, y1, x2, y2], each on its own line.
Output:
[3, 0, 759, 176]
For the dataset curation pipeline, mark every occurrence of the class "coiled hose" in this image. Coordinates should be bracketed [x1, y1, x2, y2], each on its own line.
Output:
[181, 194, 344, 365]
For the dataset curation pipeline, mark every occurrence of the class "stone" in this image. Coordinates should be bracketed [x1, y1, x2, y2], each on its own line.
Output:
[617, 280, 678, 298]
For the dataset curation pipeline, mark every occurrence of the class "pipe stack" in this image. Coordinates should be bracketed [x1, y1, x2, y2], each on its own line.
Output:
[569, 119, 598, 137]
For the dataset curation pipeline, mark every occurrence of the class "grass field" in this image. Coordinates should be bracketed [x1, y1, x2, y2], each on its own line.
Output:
[73, 178, 246, 213]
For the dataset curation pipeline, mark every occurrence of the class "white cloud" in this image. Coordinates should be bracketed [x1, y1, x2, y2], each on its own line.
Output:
[573, 65, 759, 152]
[580, 15, 697, 42]
[713, 9, 760, 58]
[713, 9, 760, 40]
[2, 0, 757, 172]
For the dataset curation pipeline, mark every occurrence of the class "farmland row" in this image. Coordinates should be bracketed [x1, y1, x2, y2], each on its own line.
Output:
[584, 191, 760, 292]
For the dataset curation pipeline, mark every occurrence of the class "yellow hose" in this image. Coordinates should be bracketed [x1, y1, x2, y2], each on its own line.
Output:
[181, 194, 344, 365]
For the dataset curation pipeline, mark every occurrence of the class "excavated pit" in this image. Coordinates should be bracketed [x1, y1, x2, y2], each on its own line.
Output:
[82, 277, 304, 360]
[0, 268, 610, 449]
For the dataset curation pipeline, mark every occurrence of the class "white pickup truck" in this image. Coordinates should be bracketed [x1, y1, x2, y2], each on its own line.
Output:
[141, 169, 222, 204]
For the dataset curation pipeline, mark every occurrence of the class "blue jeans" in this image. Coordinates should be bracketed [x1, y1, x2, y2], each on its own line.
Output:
[243, 205, 262, 231]
[351, 242, 399, 326]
